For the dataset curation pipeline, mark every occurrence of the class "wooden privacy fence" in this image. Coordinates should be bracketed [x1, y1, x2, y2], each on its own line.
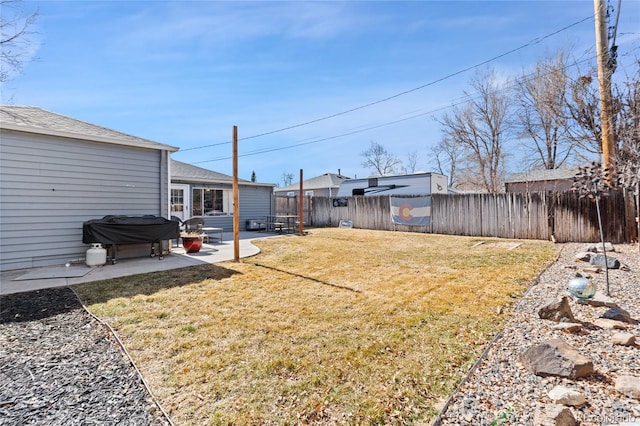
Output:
[276, 191, 637, 243]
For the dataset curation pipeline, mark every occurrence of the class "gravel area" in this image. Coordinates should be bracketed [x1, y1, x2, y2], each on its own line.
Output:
[0, 287, 170, 426]
[435, 242, 640, 426]
[1, 243, 637, 425]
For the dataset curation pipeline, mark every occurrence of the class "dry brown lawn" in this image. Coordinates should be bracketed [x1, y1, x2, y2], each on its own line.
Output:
[75, 228, 557, 425]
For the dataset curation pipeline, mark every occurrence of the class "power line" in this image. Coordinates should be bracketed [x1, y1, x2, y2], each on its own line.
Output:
[179, 15, 594, 153]
[192, 26, 640, 167]
[192, 50, 615, 165]
[191, 46, 640, 166]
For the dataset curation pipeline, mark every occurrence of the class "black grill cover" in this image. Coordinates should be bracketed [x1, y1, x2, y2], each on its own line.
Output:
[82, 215, 180, 245]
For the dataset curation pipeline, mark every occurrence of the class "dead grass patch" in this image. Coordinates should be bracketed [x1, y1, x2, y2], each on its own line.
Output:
[75, 228, 556, 425]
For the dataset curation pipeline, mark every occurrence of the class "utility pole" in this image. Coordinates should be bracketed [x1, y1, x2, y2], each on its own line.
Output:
[298, 169, 304, 236]
[232, 125, 240, 262]
[594, 0, 617, 180]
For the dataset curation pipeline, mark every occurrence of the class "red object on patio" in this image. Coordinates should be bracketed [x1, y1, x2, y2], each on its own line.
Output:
[182, 236, 203, 253]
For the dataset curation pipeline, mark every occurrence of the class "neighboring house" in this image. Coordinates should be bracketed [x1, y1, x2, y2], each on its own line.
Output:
[335, 172, 448, 197]
[505, 168, 579, 193]
[274, 172, 349, 198]
[0, 106, 178, 271]
[170, 160, 275, 230]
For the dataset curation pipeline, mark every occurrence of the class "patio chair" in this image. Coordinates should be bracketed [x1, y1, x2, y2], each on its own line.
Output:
[183, 217, 205, 233]
[170, 216, 184, 247]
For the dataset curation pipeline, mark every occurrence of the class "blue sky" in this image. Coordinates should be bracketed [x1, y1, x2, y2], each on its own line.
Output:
[3, 0, 639, 185]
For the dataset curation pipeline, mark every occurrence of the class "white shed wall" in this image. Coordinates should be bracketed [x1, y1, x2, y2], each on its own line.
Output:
[336, 173, 447, 197]
[0, 130, 168, 271]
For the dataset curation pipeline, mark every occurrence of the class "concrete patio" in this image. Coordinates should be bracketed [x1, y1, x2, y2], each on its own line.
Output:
[0, 231, 284, 295]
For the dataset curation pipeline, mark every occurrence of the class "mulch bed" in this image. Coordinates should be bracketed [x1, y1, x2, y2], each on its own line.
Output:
[0, 287, 170, 426]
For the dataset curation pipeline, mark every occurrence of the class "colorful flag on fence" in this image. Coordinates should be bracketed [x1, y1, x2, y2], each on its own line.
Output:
[390, 196, 431, 226]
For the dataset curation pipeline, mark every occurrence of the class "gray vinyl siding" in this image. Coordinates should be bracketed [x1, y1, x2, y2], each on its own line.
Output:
[199, 184, 274, 231]
[0, 130, 167, 271]
[238, 184, 273, 229]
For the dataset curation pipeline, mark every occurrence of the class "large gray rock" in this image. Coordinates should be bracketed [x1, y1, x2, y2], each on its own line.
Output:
[521, 339, 594, 379]
[616, 376, 640, 399]
[533, 403, 577, 425]
[590, 254, 621, 269]
[603, 307, 635, 323]
[538, 297, 575, 323]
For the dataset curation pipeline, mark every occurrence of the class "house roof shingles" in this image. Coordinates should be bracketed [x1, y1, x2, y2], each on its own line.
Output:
[172, 160, 238, 183]
[0, 105, 178, 152]
[505, 168, 580, 183]
[171, 160, 274, 187]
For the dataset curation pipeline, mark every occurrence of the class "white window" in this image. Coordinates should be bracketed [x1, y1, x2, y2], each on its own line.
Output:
[192, 188, 232, 216]
[305, 190, 314, 197]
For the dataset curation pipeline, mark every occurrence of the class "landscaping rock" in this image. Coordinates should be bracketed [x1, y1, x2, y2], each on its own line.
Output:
[551, 323, 582, 333]
[585, 242, 616, 253]
[533, 403, 577, 425]
[593, 318, 628, 329]
[538, 297, 575, 323]
[597, 242, 616, 252]
[603, 307, 635, 323]
[583, 243, 598, 253]
[612, 332, 636, 346]
[574, 252, 594, 262]
[548, 385, 587, 407]
[585, 291, 618, 308]
[520, 339, 593, 379]
[436, 242, 640, 425]
[590, 254, 621, 269]
[616, 376, 640, 399]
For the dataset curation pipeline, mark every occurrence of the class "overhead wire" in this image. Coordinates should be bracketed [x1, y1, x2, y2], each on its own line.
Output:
[196, 40, 638, 165]
[179, 14, 594, 153]
[193, 49, 619, 165]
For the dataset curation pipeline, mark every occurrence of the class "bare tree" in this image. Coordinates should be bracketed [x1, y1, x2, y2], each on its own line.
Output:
[615, 59, 640, 168]
[402, 150, 419, 174]
[515, 52, 574, 169]
[614, 59, 640, 193]
[282, 172, 293, 187]
[566, 70, 603, 157]
[360, 141, 401, 176]
[1, 0, 38, 83]
[566, 57, 639, 170]
[431, 137, 461, 189]
[438, 68, 512, 193]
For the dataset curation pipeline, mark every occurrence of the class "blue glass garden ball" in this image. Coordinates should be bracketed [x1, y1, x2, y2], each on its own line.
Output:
[567, 276, 597, 301]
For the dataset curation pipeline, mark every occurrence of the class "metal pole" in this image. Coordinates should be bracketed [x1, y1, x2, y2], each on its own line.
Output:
[595, 194, 610, 295]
